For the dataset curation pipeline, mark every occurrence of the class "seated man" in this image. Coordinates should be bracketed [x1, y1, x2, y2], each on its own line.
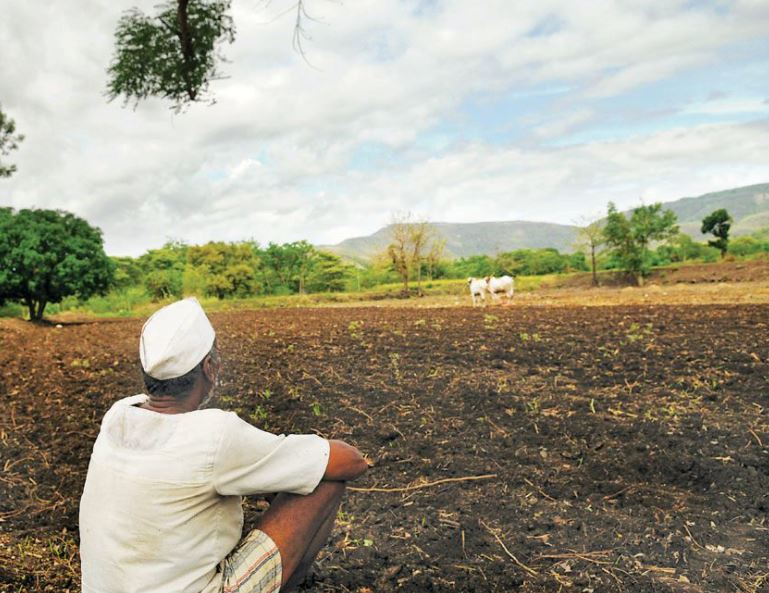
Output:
[79, 298, 368, 593]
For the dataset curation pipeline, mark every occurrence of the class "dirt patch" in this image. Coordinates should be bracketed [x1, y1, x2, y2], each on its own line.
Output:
[2, 305, 769, 592]
[561, 259, 769, 289]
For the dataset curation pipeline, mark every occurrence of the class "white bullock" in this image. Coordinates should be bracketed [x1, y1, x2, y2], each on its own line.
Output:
[467, 277, 488, 306]
[485, 275, 515, 304]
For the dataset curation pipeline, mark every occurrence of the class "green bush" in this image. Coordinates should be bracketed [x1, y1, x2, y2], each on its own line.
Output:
[728, 236, 769, 258]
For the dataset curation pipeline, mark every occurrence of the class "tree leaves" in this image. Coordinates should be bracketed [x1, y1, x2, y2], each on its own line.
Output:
[0, 105, 24, 178]
[106, 0, 236, 111]
[701, 209, 732, 257]
[0, 209, 114, 319]
[604, 202, 678, 286]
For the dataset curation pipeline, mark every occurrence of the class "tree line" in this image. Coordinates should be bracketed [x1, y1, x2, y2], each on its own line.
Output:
[1, 203, 766, 320]
[118, 239, 354, 301]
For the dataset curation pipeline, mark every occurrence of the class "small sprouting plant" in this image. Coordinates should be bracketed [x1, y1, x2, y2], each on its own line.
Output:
[414, 318, 426, 327]
[519, 332, 530, 341]
[389, 352, 402, 382]
[348, 320, 364, 339]
[250, 405, 268, 423]
[287, 385, 302, 401]
[484, 314, 498, 328]
[623, 322, 654, 345]
[258, 389, 271, 400]
[310, 401, 323, 416]
[285, 343, 295, 352]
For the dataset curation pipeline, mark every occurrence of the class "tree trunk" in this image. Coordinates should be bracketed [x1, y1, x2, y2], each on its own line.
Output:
[26, 298, 35, 321]
[416, 262, 423, 296]
[176, 0, 197, 101]
[36, 300, 46, 320]
[590, 246, 598, 287]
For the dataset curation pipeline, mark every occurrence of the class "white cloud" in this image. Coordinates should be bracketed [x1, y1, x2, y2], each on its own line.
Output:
[0, 0, 768, 255]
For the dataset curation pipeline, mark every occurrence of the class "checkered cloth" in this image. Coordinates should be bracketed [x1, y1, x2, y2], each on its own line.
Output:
[220, 529, 282, 593]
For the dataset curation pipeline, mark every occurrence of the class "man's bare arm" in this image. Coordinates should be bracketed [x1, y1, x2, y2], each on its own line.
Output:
[323, 440, 368, 481]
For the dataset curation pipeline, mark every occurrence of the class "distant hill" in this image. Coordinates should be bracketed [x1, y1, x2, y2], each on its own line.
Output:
[322, 183, 769, 262]
[650, 183, 769, 238]
[322, 221, 580, 263]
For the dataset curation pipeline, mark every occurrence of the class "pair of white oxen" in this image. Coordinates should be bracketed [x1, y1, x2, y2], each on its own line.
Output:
[467, 275, 515, 306]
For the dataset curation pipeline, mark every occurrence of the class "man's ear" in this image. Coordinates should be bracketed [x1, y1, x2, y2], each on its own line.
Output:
[202, 354, 218, 384]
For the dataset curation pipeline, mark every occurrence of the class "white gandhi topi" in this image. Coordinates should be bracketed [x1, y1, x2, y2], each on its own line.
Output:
[140, 297, 216, 380]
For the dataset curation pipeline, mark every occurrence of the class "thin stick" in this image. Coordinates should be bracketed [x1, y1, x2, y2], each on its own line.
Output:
[748, 427, 763, 448]
[683, 523, 703, 549]
[349, 473, 496, 493]
[480, 519, 538, 576]
[523, 477, 556, 502]
[536, 550, 612, 559]
[348, 405, 374, 424]
[537, 553, 612, 566]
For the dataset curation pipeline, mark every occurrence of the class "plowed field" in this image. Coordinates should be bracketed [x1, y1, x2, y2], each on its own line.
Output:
[2, 304, 769, 592]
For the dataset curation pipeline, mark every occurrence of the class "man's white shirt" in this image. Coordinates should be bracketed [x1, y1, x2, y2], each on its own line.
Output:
[79, 394, 330, 593]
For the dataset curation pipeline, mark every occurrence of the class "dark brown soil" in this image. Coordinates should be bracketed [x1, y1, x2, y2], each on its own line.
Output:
[2, 305, 769, 592]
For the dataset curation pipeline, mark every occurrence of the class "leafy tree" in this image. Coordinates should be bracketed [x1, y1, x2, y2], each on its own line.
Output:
[111, 256, 144, 290]
[574, 220, 605, 286]
[107, 0, 316, 110]
[187, 241, 258, 298]
[0, 105, 24, 178]
[306, 251, 353, 292]
[107, 0, 236, 110]
[449, 255, 495, 278]
[0, 209, 113, 320]
[603, 202, 678, 286]
[701, 208, 732, 258]
[493, 248, 584, 277]
[139, 242, 187, 300]
[260, 241, 316, 294]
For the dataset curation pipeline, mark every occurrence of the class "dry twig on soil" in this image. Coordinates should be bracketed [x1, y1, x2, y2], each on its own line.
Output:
[349, 473, 497, 493]
[479, 519, 538, 576]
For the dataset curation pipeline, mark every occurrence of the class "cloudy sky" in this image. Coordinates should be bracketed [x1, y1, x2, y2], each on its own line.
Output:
[2, 0, 769, 256]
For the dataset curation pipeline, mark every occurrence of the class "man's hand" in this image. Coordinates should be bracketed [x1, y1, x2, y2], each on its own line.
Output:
[324, 440, 368, 481]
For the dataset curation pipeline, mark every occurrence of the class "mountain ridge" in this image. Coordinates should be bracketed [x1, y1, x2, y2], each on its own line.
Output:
[322, 183, 769, 262]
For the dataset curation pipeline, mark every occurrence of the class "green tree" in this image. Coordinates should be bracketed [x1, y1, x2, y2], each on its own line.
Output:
[603, 202, 678, 286]
[187, 241, 258, 298]
[107, 0, 236, 110]
[260, 241, 316, 294]
[449, 255, 495, 278]
[111, 256, 144, 290]
[107, 1, 316, 110]
[306, 251, 353, 292]
[0, 209, 114, 320]
[139, 242, 187, 300]
[574, 220, 605, 286]
[0, 105, 24, 177]
[701, 208, 732, 258]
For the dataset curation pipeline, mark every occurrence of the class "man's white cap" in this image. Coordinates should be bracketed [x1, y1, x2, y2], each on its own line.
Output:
[139, 297, 216, 380]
